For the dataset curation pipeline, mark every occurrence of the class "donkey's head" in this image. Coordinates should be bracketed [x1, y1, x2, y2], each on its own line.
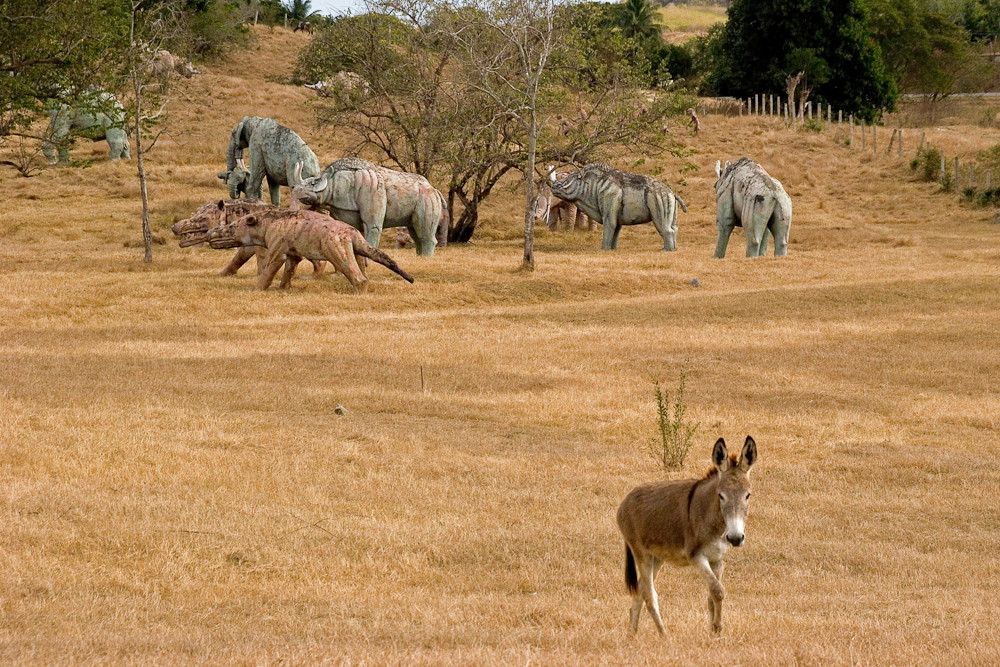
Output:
[712, 436, 757, 547]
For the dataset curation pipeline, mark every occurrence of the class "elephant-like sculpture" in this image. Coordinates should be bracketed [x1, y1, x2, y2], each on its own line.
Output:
[42, 91, 130, 164]
[548, 163, 686, 250]
[291, 157, 446, 256]
[713, 158, 792, 258]
[218, 116, 320, 206]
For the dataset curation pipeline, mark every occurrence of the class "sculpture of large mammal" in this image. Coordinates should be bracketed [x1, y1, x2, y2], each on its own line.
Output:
[291, 157, 446, 256]
[150, 49, 199, 90]
[533, 166, 597, 231]
[207, 207, 414, 293]
[617, 436, 757, 636]
[548, 163, 686, 250]
[293, 21, 314, 34]
[42, 91, 130, 164]
[172, 199, 323, 277]
[713, 157, 792, 258]
[220, 116, 320, 205]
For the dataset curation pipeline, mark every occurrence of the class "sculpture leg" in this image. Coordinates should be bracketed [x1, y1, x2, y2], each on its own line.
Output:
[277, 255, 300, 289]
[256, 248, 286, 290]
[356, 169, 387, 250]
[220, 247, 255, 276]
[758, 228, 771, 256]
[413, 226, 436, 257]
[105, 128, 128, 161]
[649, 193, 677, 251]
[43, 109, 71, 164]
[599, 194, 621, 250]
[247, 153, 266, 200]
[267, 175, 281, 207]
[771, 216, 790, 257]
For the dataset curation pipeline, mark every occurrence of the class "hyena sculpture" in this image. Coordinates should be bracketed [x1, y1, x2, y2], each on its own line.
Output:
[713, 158, 792, 258]
[617, 436, 757, 635]
[548, 163, 686, 251]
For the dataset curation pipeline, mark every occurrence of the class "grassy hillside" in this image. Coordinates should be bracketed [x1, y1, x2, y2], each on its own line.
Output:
[2, 27, 1000, 664]
[659, 3, 726, 43]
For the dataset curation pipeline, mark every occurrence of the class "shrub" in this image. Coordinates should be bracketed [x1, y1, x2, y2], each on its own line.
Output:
[911, 146, 942, 183]
[648, 367, 699, 472]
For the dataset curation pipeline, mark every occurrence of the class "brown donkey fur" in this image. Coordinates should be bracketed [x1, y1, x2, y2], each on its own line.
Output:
[617, 436, 757, 635]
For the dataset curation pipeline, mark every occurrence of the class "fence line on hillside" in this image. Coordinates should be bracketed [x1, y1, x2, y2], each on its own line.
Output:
[697, 96, 996, 205]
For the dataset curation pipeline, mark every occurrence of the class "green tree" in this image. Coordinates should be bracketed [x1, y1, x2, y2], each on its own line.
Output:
[712, 0, 898, 121]
[283, 0, 318, 21]
[617, 0, 659, 41]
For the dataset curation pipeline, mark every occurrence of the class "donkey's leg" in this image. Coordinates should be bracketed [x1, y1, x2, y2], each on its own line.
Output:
[691, 554, 725, 634]
[638, 555, 666, 635]
[707, 560, 725, 634]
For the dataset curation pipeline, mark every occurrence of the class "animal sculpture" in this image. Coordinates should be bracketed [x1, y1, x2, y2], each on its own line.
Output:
[217, 163, 251, 199]
[219, 116, 320, 206]
[293, 21, 314, 34]
[42, 91, 130, 164]
[533, 166, 597, 231]
[713, 157, 792, 258]
[172, 199, 324, 277]
[207, 206, 414, 292]
[304, 72, 369, 96]
[150, 49, 199, 90]
[291, 157, 446, 256]
[617, 436, 757, 636]
[548, 163, 686, 250]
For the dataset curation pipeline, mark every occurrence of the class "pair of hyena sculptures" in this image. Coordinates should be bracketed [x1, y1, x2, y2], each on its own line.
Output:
[539, 158, 791, 258]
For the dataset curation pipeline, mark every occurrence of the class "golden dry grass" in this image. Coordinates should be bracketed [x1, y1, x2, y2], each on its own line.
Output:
[2, 27, 1000, 665]
[659, 4, 726, 44]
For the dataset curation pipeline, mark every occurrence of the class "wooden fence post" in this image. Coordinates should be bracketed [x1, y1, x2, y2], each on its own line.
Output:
[886, 128, 896, 155]
[861, 120, 866, 149]
[940, 152, 945, 184]
[918, 132, 925, 153]
[873, 125, 877, 153]
[898, 129, 902, 157]
[954, 156, 959, 185]
[827, 103, 831, 131]
[850, 115, 854, 145]
[970, 165, 975, 189]
[987, 170, 992, 189]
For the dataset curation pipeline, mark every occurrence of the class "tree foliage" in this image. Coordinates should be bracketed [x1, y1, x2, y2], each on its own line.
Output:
[712, 0, 898, 121]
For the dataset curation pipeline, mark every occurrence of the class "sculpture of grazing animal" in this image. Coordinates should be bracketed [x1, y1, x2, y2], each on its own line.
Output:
[221, 116, 320, 206]
[549, 163, 686, 250]
[713, 158, 792, 258]
[291, 157, 446, 256]
[207, 207, 414, 292]
[293, 21, 314, 34]
[617, 436, 757, 635]
[42, 91, 130, 164]
[172, 200, 324, 278]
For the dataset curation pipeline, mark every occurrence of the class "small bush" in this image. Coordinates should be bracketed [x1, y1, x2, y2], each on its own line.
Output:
[803, 117, 823, 132]
[941, 169, 955, 192]
[911, 146, 942, 182]
[648, 368, 699, 472]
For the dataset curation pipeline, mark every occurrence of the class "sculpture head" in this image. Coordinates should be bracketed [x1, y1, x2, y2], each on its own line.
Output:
[207, 213, 263, 249]
[291, 170, 330, 209]
[713, 159, 732, 188]
[173, 199, 267, 247]
[548, 168, 583, 202]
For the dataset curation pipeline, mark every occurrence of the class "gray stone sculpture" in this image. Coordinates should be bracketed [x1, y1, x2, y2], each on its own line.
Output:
[713, 158, 792, 258]
[548, 163, 686, 250]
[42, 91, 130, 164]
[291, 157, 446, 256]
[219, 116, 320, 206]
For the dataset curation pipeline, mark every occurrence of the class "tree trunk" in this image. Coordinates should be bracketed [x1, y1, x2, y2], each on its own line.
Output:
[522, 113, 537, 269]
[449, 201, 478, 243]
[134, 84, 152, 263]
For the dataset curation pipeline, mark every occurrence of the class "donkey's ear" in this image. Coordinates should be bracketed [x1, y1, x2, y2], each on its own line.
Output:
[714, 160, 722, 179]
[739, 436, 758, 472]
[712, 438, 729, 471]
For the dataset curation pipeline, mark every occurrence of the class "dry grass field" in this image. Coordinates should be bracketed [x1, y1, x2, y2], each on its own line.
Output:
[2, 27, 1000, 665]
[658, 4, 726, 43]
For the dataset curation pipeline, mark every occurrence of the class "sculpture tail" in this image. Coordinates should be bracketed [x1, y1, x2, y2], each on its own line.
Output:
[352, 237, 415, 283]
[675, 195, 688, 213]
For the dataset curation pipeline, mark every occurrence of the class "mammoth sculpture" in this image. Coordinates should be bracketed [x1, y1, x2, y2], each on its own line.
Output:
[291, 157, 446, 256]
[218, 116, 320, 206]
[713, 158, 792, 258]
[549, 163, 686, 250]
[42, 91, 130, 164]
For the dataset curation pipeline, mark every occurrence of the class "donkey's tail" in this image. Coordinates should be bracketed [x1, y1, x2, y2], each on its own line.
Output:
[624, 544, 638, 595]
[352, 237, 415, 283]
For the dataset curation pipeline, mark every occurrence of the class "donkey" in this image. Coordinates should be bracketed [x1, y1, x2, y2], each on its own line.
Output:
[616, 436, 757, 635]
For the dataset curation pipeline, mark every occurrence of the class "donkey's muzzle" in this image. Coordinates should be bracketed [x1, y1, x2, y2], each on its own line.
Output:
[726, 534, 745, 547]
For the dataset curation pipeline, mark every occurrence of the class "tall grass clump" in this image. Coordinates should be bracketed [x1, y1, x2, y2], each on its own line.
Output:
[911, 146, 942, 182]
[648, 367, 699, 471]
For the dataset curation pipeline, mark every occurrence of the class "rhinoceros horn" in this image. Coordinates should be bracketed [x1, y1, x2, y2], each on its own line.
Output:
[293, 161, 303, 186]
[312, 172, 329, 193]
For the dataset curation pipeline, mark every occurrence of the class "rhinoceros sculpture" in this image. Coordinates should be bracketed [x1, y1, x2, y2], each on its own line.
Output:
[548, 163, 686, 251]
[713, 158, 792, 258]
